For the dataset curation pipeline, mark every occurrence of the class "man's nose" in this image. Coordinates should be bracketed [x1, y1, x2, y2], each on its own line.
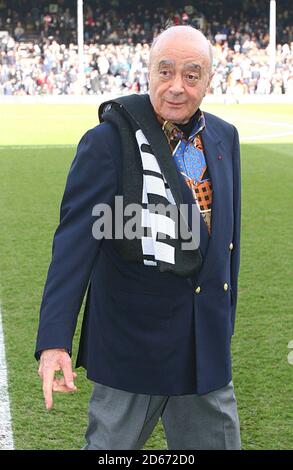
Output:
[169, 75, 184, 94]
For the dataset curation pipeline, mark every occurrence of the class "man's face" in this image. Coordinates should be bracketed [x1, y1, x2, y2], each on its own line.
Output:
[148, 35, 212, 124]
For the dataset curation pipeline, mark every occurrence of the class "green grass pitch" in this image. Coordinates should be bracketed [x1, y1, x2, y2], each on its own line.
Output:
[0, 102, 292, 449]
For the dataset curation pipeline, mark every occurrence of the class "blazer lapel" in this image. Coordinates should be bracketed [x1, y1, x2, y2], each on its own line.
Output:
[197, 115, 226, 276]
[201, 120, 222, 240]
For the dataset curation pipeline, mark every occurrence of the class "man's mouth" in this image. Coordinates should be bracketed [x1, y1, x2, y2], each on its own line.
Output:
[166, 101, 185, 107]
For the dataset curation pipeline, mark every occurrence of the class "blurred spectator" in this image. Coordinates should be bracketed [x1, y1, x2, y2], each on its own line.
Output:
[14, 21, 24, 41]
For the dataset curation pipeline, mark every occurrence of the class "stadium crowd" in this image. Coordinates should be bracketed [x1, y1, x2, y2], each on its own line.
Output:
[0, 0, 292, 96]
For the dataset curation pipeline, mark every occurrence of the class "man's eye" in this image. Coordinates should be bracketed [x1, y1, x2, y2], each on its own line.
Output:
[159, 70, 171, 78]
[186, 74, 199, 82]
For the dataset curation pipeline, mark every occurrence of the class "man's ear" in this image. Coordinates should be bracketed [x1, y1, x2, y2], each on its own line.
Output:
[208, 71, 215, 86]
[204, 72, 215, 96]
[205, 72, 214, 95]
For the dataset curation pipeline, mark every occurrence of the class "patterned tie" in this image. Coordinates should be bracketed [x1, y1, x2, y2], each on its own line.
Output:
[159, 112, 213, 234]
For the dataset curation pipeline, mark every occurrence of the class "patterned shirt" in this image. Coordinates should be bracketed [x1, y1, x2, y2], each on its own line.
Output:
[158, 111, 213, 234]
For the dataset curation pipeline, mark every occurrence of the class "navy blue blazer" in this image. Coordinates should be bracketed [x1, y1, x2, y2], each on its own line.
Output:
[35, 110, 241, 396]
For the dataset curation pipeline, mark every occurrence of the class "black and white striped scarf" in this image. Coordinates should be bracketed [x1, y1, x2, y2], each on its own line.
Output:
[100, 94, 202, 278]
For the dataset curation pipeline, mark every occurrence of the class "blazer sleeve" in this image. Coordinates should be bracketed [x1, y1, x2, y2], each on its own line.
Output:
[35, 122, 119, 359]
[230, 125, 241, 334]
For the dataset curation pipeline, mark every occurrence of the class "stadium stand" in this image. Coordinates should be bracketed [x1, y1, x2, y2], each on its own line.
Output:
[0, 0, 292, 96]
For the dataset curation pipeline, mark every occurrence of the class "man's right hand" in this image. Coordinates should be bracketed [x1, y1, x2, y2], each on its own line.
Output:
[38, 348, 77, 410]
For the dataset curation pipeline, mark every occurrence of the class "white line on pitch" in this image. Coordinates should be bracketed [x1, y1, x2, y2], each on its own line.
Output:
[241, 131, 293, 142]
[0, 303, 14, 450]
[236, 119, 293, 129]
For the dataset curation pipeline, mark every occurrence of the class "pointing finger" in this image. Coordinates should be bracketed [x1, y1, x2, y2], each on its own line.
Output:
[42, 367, 55, 410]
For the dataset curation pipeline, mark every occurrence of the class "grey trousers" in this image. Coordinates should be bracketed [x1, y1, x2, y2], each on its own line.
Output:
[83, 381, 241, 450]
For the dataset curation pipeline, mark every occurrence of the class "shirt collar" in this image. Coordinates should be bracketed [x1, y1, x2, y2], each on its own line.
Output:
[157, 109, 206, 142]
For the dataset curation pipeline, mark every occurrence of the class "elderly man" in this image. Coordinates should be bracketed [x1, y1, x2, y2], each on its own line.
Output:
[36, 26, 241, 450]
